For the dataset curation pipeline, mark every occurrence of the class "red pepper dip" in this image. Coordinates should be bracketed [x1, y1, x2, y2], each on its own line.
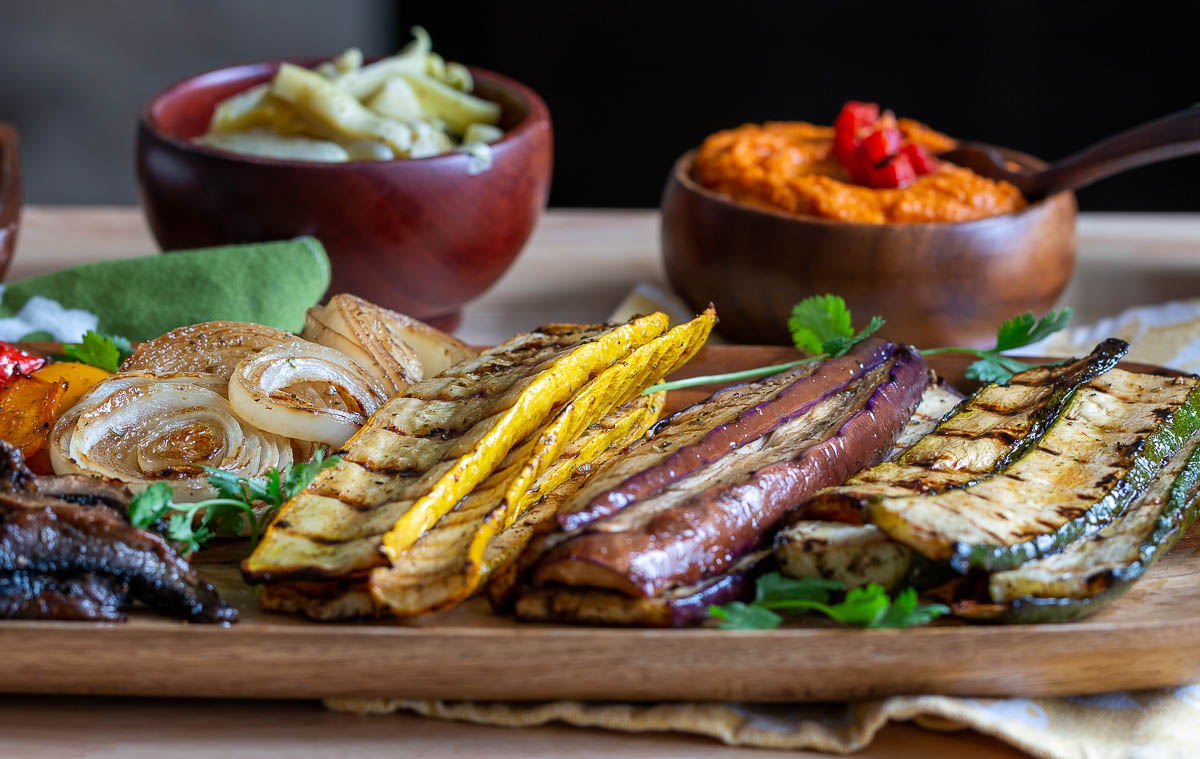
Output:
[693, 102, 1026, 224]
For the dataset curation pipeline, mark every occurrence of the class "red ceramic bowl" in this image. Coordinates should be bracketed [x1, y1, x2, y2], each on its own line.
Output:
[137, 59, 553, 330]
[0, 122, 20, 280]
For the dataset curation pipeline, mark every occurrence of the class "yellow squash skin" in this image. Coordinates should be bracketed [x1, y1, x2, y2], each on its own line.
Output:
[244, 317, 667, 584]
[377, 312, 673, 563]
[368, 393, 666, 616]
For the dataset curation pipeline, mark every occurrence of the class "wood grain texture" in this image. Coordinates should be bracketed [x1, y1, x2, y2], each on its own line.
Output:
[662, 150, 1077, 348]
[1, 345, 1196, 703]
[136, 60, 553, 329]
[0, 123, 19, 281]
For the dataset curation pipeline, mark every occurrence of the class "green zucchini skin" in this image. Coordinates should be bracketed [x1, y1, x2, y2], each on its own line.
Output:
[866, 362, 1200, 573]
[989, 435, 1200, 623]
[798, 339, 1128, 523]
[950, 379, 1200, 573]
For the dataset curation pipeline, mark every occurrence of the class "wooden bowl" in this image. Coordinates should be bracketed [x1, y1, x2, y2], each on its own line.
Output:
[661, 149, 1077, 347]
[137, 60, 553, 330]
[0, 123, 20, 281]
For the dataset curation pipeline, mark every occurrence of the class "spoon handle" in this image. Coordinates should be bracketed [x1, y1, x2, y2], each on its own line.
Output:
[1035, 104, 1200, 197]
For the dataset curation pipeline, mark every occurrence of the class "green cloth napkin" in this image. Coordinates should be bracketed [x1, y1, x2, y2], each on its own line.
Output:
[0, 237, 330, 341]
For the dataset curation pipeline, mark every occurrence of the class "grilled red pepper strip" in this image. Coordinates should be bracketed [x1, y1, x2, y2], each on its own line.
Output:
[0, 342, 46, 386]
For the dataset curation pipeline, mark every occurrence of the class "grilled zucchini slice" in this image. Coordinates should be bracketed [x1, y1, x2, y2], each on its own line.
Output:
[800, 340, 1127, 522]
[982, 432, 1200, 622]
[868, 367, 1200, 571]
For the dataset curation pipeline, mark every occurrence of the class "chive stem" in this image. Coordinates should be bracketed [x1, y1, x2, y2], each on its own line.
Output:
[642, 356, 822, 395]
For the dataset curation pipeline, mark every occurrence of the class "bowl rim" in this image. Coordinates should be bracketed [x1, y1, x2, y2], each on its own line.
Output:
[670, 146, 1075, 230]
[139, 56, 551, 169]
[0, 122, 20, 226]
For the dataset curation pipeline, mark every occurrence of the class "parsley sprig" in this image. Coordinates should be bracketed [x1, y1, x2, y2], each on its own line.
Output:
[921, 310, 1073, 383]
[62, 331, 134, 372]
[708, 572, 949, 630]
[128, 449, 340, 554]
[644, 295, 1071, 393]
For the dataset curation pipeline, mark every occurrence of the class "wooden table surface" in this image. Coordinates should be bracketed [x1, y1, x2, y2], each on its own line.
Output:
[7, 206, 1200, 758]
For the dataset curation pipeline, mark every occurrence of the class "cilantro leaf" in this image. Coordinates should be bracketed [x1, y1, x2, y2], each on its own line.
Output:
[62, 331, 133, 372]
[822, 584, 891, 626]
[128, 482, 175, 528]
[754, 572, 840, 605]
[788, 294, 854, 356]
[992, 309, 1073, 353]
[708, 602, 782, 630]
[282, 448, 339, 500]
[873, 587, 950, 629]
[824, 315, 886, 358]
[131, 450, 341, 556]
[708, 574, 946, 631]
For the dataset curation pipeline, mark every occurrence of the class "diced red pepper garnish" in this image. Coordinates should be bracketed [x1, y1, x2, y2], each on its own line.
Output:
[899, 142, 938, 174]
[832, 101, 940, 189]
[833, 130, 860, 166]
[0, 342, 46, 386]
[868, 153, 918, 189]
[861, 127, 902, 165]
[834, 101, 879, 136]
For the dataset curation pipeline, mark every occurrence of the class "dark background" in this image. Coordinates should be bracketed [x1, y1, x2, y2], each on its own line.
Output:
[4, 0, 1197, 209]
[404, 0, 1200, 210]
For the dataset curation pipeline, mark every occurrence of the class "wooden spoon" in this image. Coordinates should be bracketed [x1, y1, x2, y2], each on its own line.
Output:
[938, 104, 1200, 201]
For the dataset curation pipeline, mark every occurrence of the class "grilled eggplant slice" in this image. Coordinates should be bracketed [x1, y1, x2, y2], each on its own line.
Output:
[243, 317, 666, 584]
[798, 340, 1127, 523]
[534, 343, 929, 598]
[868, 367, 1200, 572]
[773, 381, 966, 590]
[367, 394, 665, 616]
[260, 398, 664, 621]
[377, 312, 683, 562]
[979, 433, 1200, 622]
[561, 339, 902, 531]
[515, 550, 772, 628]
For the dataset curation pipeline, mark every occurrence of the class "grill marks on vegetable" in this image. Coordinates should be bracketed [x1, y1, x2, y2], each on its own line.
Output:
[798, 344, 1125, 522]
[523, 341, 929, 610]
[244, 325, 611, 581]
[866, 368, 1200, 570]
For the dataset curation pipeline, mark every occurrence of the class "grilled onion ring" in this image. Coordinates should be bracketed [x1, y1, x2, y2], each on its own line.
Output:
[228, 340, 388, 446]
[304, 295, 423, 394]
[51, 371, 294, 501]
[121, 321, 295, 379]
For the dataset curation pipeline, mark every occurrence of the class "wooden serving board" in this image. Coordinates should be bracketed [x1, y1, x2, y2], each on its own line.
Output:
[2, 345, 1198, 703]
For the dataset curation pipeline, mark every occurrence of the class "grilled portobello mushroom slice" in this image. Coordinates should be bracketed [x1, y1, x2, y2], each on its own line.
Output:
[976, 432, 1200, 623]
[534, 343, 929, 598]
[868, 365, 1200, 572]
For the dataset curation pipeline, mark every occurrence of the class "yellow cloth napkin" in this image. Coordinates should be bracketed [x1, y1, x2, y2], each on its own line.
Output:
[326, 294, 1200, 757]
[326, 687, 1200, 758]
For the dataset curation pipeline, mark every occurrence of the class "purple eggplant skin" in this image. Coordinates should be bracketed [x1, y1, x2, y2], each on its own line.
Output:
[536, 346, 931, 598]
[562, 339, 898, 532]
[514, 551, 772, 628]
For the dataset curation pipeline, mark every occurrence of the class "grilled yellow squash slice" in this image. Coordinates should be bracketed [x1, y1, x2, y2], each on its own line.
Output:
[257, 395, 663, 620]
[378, 310, 703, 562]
[368, 393, 666, 615]
[244, 316, 668, 584]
